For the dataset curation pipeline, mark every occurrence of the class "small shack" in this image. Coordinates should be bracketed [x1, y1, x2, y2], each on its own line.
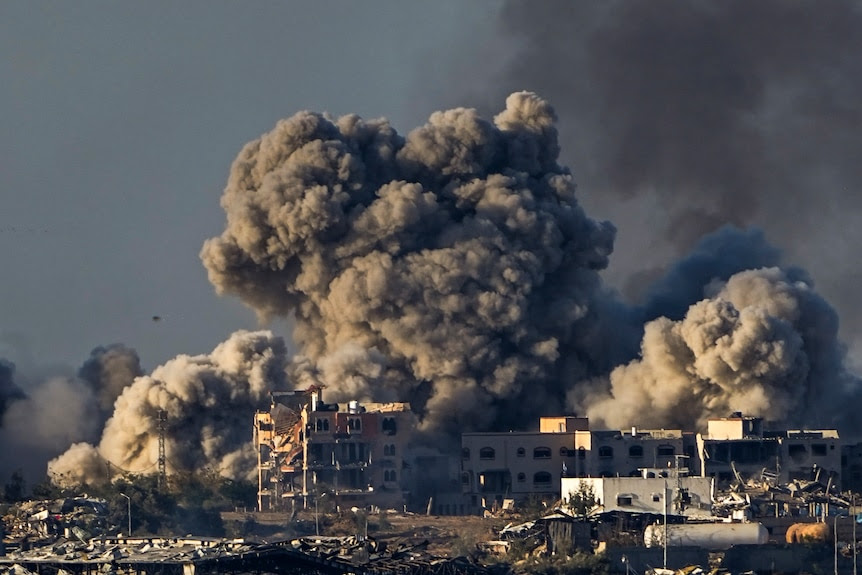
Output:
[537, 510, 592, 555]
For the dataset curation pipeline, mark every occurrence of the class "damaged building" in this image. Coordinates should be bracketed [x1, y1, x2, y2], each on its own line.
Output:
[458, 412, 845, 514]
[696, 414, 842, 488]
[254, 387, 417, 512]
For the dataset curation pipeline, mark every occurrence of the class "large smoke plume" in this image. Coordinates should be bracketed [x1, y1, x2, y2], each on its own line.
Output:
[11, 90, 862, 489]
[0, 345, 141, 486]
[201, 93, 862, 441]
[48, 330, 286, 486]
[576, 263, 861, 431]
[484, 1, 862, 340]
[201, 92, 619, 438]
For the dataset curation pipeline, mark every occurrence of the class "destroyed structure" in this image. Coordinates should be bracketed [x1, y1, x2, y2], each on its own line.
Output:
[254, 387, 417, 512]
[459, 413, 846, 513]
[697, 414, 842, 487]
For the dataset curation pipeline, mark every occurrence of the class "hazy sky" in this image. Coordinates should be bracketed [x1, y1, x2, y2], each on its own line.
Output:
[4, 0, 862, 379]
[6, 2, 862, 487]
[0, 2, 504, 373]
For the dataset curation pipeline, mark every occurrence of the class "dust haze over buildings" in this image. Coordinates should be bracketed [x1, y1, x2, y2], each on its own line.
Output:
[437, 1, 862, 358]
[2, 91, 860, 489]
[4, 1, 862, 488]
[0, 345, 141, 484]
[199, 92, 861, 452]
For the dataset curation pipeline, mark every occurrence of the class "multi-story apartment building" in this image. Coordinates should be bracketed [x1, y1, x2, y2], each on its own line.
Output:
[254, 387, 416, 511]
[460, 416, 588, 510]
[573, 427, 699, 479]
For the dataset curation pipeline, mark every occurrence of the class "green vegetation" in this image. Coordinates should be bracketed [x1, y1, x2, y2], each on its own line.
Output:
[565, 482, 597, 517]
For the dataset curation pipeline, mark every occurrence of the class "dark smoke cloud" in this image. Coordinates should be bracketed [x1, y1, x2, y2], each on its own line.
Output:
[78, 344, 143, 419]
[639, 226, 783, 322]
[49, 330, 287, 486]
[201, 93, 619, 437]
[485, 1, 862, 345]
[0, 359, 24, 426]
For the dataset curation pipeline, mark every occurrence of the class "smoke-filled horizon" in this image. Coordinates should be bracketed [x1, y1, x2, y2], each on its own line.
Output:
[0, 345, 142, 486]
[201, 93, 861, 442]
[460, 1, 862, 352]
[3, 92, 861, 489]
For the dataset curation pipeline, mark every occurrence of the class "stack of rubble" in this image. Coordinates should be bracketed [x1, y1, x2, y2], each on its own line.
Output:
[713, 477, 852, 520]
[2, 497, 113, 551]
[285, 534, 491, 574]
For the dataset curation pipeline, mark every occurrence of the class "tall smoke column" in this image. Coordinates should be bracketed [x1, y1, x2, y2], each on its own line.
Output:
[48, 330, 287, 486]
[574, 266, 861, 431]
[201, 92, 618, 437]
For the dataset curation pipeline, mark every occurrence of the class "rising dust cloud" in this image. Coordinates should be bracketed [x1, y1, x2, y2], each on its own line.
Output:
[1, 90, 858, 487]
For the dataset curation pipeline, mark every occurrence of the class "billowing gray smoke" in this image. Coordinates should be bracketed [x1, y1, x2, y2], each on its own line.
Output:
[485, 1, 862, 344]
[78, 344, 144, 420]
[0, 359, 24, 425]
[574, 265, 861, 431]
[48, 330, 286, 487]
[0, 345, 140, 486]
[201, 92, 618, 437]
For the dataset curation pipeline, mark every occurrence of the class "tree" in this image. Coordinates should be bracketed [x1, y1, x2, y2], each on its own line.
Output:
[3, 470, 25, 502]
[566, 482, 596, 517]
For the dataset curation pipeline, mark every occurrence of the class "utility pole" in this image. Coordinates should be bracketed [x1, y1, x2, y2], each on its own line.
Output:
[119, 493, 131, 537]
[157, 410, 167, 490]
[663, 479, 668, 570]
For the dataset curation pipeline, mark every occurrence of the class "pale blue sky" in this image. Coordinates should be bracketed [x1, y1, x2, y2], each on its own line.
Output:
[0, 1, 505, 373]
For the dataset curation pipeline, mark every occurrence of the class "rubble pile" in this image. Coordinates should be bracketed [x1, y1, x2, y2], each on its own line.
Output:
[284, 535, 492, 574]
[2, 497, 112, 549]
[712, 476, 853, 520]
[1, 535, 256, 564]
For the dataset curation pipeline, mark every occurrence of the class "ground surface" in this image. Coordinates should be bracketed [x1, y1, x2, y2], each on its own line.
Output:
[222, 510, 513, 557]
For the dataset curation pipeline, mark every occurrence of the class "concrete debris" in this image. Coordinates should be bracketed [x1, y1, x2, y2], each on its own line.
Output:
[711, 475, 851, 520]
[2, 496, 111, 549]
[284, 534, 491, 573]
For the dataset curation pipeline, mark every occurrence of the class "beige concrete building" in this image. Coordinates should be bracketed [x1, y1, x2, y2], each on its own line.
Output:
[460, 412, 843, 513]
[254, 387, 416, 511]
[573, 427, 699, 479]
[460, 416, 587, 509]
[460, 416, 702, 509]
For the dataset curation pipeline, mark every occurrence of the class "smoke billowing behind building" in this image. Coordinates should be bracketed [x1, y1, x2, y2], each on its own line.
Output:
[472, 1, 862, 346]
[47, 330, 287, 486]
[201, 93, 861, 444]
[6, 91, 862, 491]
[200, 92, 623, 439]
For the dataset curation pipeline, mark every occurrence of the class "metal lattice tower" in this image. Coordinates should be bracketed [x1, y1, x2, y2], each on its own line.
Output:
[157, 409, 167, 489]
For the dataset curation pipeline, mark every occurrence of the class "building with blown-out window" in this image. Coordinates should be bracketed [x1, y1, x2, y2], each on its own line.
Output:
[254, 387, 416, 512]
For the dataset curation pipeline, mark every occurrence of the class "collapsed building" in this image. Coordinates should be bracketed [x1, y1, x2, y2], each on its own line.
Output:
[254, 387, 417, 512]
